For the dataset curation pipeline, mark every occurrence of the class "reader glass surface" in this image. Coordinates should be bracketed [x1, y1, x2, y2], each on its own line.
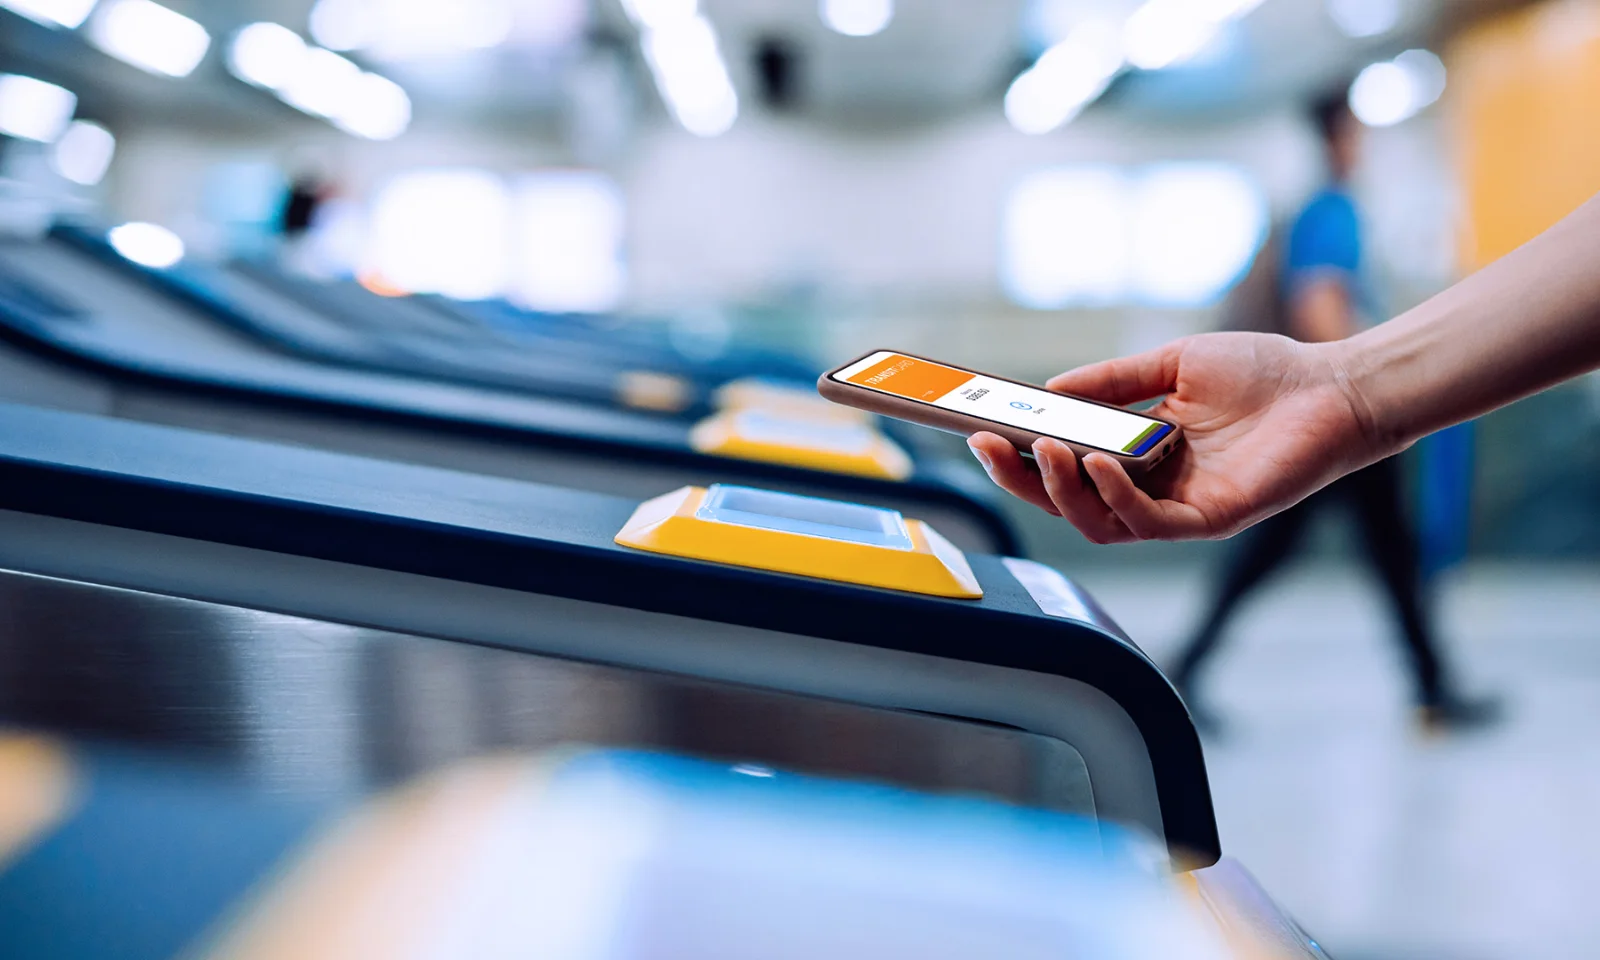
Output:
[695, 484, 914, 550]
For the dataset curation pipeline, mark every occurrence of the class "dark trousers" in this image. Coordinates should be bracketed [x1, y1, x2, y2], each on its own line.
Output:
[1172, 456, 1448, 705]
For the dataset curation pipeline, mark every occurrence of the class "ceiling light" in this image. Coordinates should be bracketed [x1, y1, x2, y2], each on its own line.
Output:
[279, 47, 363, 118]
[307, 0, 365, 50]
[315, 0, 513, 61]
[86, 0, 211, 78]
[311, 0, 518, 60]
[641, 13, 738, 136]
[227, 22, 307, 90]
[515, 0, 587, 46]
[1394, 47, 1446, 105]
[1348, 60, 1412, 126]
[820, 0, 893, 37]
[620, 0, 697, 31]
[108, 221, 184, 268]
[52, 120, 115, 185]
[1124, 0, 1220, 71]
[1198, 0, 1266, 21]
[332, 71, 411, 140]
[381, 0, 513, 55]
[1005, 18, 1123, 134]
[1349, 49, 1444, 127]
[0, 74, 77, 143]
[226, 21, 412, 141]
[0, 0, 97, 29]
[1327, 0, 1400, 38]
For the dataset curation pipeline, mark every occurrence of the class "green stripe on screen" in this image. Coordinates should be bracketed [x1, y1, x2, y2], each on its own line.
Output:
[1122, 423, 1164, 453]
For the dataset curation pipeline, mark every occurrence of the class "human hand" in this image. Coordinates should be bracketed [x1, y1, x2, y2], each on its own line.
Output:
[967, 333, 1391, 542]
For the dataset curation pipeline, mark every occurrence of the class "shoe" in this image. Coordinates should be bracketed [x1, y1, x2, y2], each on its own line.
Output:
[1416, 692, 1503, 735]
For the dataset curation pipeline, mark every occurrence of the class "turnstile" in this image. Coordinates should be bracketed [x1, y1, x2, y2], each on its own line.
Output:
[56, 223, 819, 415]
[0, 234, 1018, 555]
[0, 402, 1209, 857]
[0, 402, 1332, 958]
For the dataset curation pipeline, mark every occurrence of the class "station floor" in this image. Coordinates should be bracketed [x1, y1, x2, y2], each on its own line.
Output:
[1075, 562, 1600, 960]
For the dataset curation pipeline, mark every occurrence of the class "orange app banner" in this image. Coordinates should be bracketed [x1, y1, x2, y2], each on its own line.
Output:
[848, 355, 974, 402]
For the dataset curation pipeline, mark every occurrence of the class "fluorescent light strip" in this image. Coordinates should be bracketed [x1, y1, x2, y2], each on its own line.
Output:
[0, 74, 78, 143]
[1006, 0, 1268, 135]
[0, 0, 97, 28]
[226, 21, 412, 140]
[227, 21, 306, 90]
[86, 0, 211, 78]
[53, 120, 116, 185]
[621, 2, 738, 137]
[1005, 19, 1122, 135]
[1349, 48, 1446, 127]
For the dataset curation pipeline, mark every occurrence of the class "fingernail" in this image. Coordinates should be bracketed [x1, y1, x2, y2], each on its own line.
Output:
[1032, 439, 1051, 477]
[968, 443, 992, 473]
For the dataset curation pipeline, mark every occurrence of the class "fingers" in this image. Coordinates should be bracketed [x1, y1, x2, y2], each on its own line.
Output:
[967, 433, 1059, 516]
[972, 434, 1217, 542]
[1032, 440, 1132, 544]
[1080, 453, 1212, 541]
[1046, 339, 1186, 405]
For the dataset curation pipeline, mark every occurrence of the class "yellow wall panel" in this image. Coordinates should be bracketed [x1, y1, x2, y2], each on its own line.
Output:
[1450, 0, 1600, 268]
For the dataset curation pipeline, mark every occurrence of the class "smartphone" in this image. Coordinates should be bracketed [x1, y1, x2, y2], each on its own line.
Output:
[818, 350, 1181, 474]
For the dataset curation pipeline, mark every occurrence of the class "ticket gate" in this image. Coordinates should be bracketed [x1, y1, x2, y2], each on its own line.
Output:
[57, 222, 940, 458]
[0, 235, 1018, 555]
[0, 402, 1325, 957]
[430, 294, 820, 384]
[0, 401, 1200, 852]
[56, 223, 815, 417]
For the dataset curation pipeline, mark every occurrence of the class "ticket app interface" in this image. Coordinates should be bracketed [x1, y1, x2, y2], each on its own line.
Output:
[834, 351, 1172, 455]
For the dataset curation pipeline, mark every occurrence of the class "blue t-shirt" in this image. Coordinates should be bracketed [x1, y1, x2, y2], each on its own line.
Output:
[1283, 187, 1373, 320]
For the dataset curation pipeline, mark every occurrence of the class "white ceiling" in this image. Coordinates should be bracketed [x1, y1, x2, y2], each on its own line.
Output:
[0, 0, 1531, 132]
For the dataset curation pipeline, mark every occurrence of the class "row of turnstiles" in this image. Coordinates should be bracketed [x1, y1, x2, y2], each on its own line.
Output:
[0, 223, 1328, 958]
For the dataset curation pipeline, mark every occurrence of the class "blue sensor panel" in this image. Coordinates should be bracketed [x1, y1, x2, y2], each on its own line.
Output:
[695, 485, 914, 550]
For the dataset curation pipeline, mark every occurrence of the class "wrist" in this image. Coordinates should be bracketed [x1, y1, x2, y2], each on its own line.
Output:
[1322, 330, 1412, 461]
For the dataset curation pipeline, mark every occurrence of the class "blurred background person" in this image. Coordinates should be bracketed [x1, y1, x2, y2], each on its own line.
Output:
[275, 168, 329, 275]
[1168, 89, 1498, 734]
[275, 166, 363, 280]
[277, 170, 327, 243]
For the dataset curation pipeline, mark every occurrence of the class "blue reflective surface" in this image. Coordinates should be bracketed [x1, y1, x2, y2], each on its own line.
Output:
[695, 484, 914, 549]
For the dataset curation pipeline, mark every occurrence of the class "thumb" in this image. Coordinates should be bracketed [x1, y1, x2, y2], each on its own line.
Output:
[1046, 339, 1186, 405]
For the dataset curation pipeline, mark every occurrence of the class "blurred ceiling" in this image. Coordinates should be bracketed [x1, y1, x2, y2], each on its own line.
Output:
[695, 0, 1028, 119]
[0, 0, 1544, 137]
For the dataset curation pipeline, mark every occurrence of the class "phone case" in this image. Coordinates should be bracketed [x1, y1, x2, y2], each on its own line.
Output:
[816, 350, 1182, 477]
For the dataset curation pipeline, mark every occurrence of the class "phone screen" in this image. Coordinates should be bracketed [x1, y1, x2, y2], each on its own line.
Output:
[832, 351, 1173, 456]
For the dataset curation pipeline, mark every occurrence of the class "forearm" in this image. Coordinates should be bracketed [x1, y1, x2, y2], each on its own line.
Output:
[1336, 195, 1600, 453]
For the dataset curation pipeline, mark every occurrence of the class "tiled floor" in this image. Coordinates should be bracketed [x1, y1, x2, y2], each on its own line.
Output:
[1074, 562, 1600, 960]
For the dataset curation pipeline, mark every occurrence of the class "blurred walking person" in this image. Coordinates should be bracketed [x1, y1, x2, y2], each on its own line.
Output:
[1168, 90, 1498, 733]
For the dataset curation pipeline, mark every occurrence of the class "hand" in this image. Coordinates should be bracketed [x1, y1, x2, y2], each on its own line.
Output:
[967, 333, 1390, 543]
